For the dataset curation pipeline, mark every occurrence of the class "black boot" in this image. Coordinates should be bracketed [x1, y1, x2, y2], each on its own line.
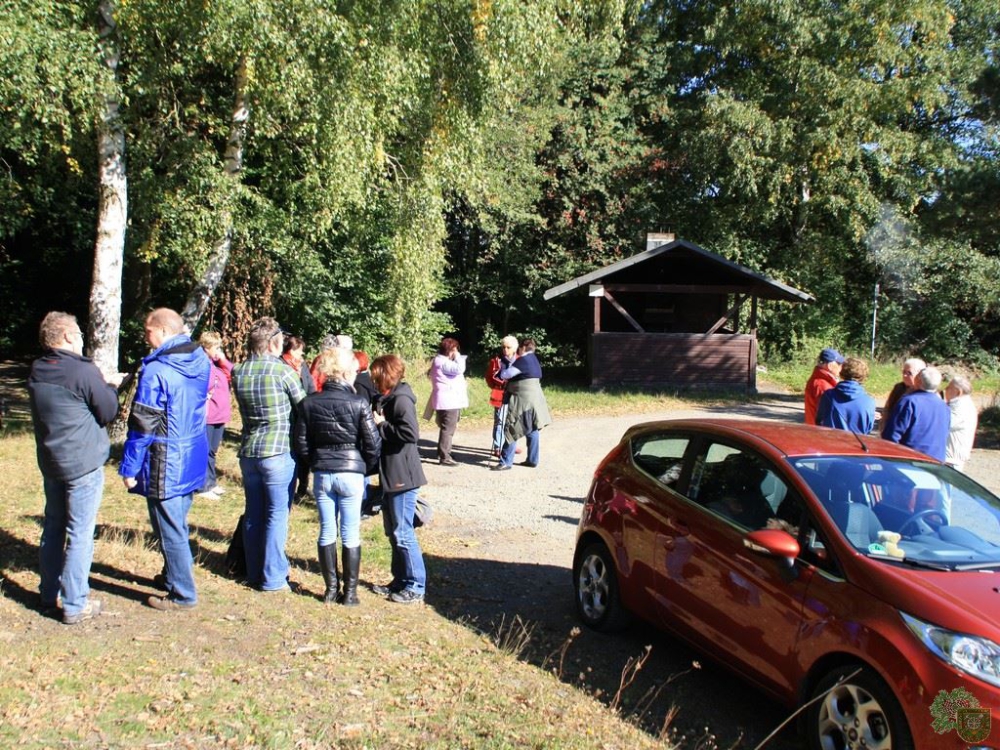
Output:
[341, 546, 361, 606]
[318, 543, 339, 604]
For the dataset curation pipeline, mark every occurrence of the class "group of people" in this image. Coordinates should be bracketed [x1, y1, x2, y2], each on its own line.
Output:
[805, 348, 979, 470]
[28, 308, 432, 624]
[424, 333, 552, 471]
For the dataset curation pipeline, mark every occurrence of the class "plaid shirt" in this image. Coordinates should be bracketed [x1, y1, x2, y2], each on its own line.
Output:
[233, 354, 306, 458]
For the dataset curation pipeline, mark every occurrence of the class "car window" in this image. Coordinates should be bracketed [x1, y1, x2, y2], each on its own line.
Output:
[791, 456, 1000, 569]
[631, 434, 690, 490]
[689, 442, 787, 529]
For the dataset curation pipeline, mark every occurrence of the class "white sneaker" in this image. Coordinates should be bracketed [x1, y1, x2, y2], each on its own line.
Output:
[210, 485, 226, 495]
[196, 489, 221, 500]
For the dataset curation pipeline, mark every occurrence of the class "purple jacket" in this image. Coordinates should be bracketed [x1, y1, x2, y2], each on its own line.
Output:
[206, 356, 233, 425]
[429, 353, 469, 410]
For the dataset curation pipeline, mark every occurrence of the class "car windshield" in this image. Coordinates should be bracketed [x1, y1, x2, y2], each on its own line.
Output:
[790, 456, 1000, 570]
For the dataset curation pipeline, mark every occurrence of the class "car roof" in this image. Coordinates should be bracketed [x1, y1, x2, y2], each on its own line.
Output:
[623, 418, 930, 462]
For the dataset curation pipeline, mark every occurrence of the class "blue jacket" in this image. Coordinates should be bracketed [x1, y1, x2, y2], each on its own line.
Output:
[816, 380, 876, 435]
[28, 349, 120, 481]
[884, 389, 951, 462]
[119, 334, 212, 499]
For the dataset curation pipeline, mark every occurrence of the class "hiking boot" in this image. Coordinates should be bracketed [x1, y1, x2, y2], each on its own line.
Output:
[439, 458, 458, 467]
[147, 595, 196, 611]
[63, 599, 102, 625]
[389, 589, 424, 605]
[371, 581, 403, 596]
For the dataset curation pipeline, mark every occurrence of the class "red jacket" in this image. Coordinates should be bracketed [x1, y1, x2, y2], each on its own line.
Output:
[485, 356, 506, 409]
[804, 366, 839, 425]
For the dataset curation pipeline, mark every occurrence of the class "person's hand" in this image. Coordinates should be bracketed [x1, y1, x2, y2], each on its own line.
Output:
[372, 411, 385, 426]
[122, 477, 137, 490]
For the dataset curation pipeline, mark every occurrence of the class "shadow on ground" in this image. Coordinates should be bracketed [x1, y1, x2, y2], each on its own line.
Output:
[424, 553, 799, 750]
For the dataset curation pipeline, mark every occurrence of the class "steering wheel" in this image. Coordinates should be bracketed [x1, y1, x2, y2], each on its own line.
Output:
[898, 508, 949, 537]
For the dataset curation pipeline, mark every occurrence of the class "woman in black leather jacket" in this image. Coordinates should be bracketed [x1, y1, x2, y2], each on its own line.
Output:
[295, 348, 381, 605]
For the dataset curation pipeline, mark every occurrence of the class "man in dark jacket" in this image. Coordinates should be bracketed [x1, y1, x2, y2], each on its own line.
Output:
[884, 366, 951, 462]
[120, 308, 211, 611]
[28, 312, 120, 624]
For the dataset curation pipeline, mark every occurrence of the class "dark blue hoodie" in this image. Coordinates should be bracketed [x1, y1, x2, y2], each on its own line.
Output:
[119, 334, 211, 499]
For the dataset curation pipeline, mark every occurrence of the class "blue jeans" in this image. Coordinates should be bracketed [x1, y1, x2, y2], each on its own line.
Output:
[147, 493, 197, 604]
[382, 488, 426, 595]
[314, 471, 364, 548]
[200, 423, 226, 492]
[240, 452, 295, 590]
[39, 466, 104, 615]
[501, 429, 539, 467]
[492, 405, 507, 451]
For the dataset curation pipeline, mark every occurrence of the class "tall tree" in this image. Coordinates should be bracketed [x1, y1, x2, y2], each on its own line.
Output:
[89, 0, 127, 377]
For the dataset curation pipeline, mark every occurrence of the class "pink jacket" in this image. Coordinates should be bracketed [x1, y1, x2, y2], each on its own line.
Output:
[429, 353, 469, 411]
[206, 356, 233, 425]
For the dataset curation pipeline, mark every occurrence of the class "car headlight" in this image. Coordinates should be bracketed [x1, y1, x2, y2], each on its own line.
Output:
[903, 612, 1000, 688]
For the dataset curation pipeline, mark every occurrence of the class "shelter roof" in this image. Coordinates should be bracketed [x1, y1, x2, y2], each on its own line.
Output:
[542, 238, 813, 304]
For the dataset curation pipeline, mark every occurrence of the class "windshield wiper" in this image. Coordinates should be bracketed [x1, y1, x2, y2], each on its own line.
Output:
[952, 561, 1000, 571]
[865, 553, 953, 571]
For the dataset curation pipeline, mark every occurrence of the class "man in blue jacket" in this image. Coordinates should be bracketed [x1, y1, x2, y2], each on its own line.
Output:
[884, 366, 950, 462]
[28, 312, 120, 624]
[120, 308, 211, 611]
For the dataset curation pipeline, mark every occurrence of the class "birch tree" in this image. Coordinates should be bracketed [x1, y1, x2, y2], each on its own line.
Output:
[88, 0, 127, 377]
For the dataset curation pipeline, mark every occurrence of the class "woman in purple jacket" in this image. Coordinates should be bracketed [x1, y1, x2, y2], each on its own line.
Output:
[197, 331, 233, 498]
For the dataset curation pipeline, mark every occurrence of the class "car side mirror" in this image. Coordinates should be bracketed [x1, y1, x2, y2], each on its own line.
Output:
[744, 529, 801, 580]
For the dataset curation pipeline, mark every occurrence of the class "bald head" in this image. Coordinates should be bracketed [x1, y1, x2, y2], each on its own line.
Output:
[144, 308, 186, 350]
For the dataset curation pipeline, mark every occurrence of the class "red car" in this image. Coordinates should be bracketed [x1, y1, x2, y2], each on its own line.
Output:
[573, 419, 1000, 750]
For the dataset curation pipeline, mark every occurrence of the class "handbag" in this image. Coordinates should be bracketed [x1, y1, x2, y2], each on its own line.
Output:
[225, 514, 247, 578]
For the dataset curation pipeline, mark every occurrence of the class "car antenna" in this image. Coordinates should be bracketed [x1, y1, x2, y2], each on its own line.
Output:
[853, 431, 870, 453]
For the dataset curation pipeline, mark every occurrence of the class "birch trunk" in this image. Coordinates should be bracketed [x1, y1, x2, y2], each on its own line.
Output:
[89, 0, 127, 380]
[181, 57, 250, 332]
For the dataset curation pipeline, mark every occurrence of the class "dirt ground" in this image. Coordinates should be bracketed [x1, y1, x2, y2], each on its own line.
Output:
[415, 388, 1000, 749]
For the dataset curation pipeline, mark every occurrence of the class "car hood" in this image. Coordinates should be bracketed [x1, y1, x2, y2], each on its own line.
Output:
[850, 555, 1000, 639]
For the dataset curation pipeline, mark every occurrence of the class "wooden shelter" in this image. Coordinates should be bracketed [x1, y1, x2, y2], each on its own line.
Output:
[543, 234, 813, 391]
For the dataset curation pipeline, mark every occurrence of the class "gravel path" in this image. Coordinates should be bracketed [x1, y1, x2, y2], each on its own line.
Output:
[413, 392, 1000, 749]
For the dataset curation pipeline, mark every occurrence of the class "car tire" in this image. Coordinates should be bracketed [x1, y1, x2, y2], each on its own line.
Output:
[573, 541, 630, 632]
[805, 664, 914, 750]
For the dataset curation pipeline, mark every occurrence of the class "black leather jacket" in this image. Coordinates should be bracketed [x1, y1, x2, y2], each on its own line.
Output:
[295, 380, 381, 475]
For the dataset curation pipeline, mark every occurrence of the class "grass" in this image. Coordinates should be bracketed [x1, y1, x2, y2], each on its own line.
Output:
[1, 353, 680, 750]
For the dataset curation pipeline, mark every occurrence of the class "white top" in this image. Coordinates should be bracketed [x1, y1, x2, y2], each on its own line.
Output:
[945, 394, 978, 470]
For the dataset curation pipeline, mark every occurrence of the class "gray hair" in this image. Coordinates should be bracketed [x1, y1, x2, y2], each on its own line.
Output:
[249, 317, 281, 355]
[320, 333, 353, 351]
[501, 335, 518, 350]
[916, 366, 943, 392]
[948, 374, 972, 395]
[39, 311, 78, 349]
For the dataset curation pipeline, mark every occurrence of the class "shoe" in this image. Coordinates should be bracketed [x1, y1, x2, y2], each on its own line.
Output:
[196, 489, 221, 500]
[490, 464, 512, 472]
[371, 582, 402, 596]
[147, 595, 196, 611]
[63, 599, 102, 625]
[521, 462, 538, 468]
[260, 583, 292, 594]
[389, 589, 424, 604]
[439, 458, 458, 467]
[210, 485, 226, 495]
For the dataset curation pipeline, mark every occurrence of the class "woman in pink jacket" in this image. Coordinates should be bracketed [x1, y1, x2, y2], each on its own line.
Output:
[428, 337, 468, 466]
[197, 331, 233, 498]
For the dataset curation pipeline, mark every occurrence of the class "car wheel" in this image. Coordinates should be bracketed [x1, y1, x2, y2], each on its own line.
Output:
[573, 542, 630, 632]
[806, 665, 913, 750]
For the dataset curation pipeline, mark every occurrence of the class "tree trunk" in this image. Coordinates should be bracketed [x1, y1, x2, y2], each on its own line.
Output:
[89, 0, 127, 381]
[181, 57, 250, 332]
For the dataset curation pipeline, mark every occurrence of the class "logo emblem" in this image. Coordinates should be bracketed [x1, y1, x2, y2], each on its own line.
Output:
[957, 708, 992, 743]
[930, 687, 981, 735]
